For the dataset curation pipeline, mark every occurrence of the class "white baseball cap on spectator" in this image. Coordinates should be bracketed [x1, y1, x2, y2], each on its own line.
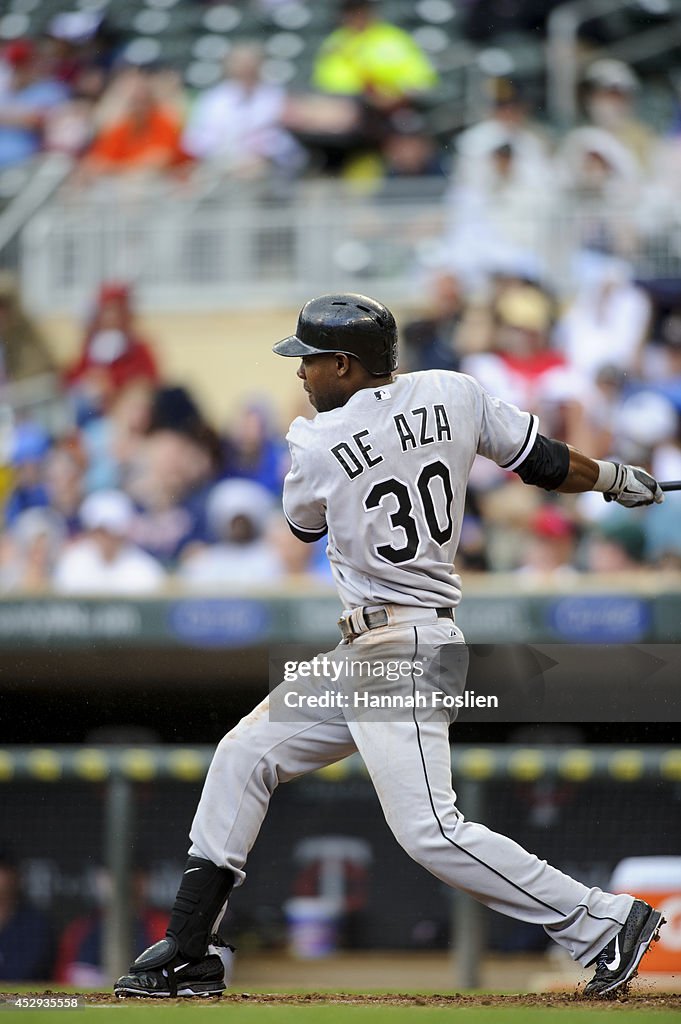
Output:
[615, 391, 678, 448]
[207, 480, 274, 540]
[80, 490, 135, 537]
[561, 127, 639, 183]
[583, 59, 638, 93]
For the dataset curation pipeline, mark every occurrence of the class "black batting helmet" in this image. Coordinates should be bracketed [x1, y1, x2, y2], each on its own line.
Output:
[273, 293, 398, 377]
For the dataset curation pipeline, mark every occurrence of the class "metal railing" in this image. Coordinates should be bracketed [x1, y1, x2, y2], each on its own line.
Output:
[18, 181, 681, 315]
[2, 743, 677, 988]
[0, 154, 73, 271]
[20, 182, 450, 314]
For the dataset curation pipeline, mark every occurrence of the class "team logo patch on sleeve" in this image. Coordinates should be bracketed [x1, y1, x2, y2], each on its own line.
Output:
[374, 388, 392, 401]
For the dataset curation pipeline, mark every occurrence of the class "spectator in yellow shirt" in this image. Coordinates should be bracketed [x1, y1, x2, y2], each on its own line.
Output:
[313, 0, 437, 109]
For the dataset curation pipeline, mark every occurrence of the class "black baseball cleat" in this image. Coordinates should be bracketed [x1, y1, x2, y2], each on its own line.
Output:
[114, 936, 226, 998]
[583, 899, 665, 998]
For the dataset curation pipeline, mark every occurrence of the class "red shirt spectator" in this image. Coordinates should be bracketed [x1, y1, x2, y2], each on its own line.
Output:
[65, 282, 158, 395]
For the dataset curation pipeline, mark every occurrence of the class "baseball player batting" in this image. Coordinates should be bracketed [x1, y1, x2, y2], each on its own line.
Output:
[115, 293, 665, 1000]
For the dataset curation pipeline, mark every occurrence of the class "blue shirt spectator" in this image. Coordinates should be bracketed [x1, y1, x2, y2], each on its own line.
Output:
[4, 422, 51, 527]
[0, 41, 68, 169]
[221, 402, 288, 498]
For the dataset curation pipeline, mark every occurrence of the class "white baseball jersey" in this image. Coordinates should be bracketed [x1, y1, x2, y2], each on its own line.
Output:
[283, 369, 538, 609]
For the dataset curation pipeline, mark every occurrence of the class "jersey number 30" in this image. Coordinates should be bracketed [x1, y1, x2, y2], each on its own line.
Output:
[363, 459, 454, 564]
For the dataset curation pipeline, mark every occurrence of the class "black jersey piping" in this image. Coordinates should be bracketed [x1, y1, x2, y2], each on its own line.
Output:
[284, 513, 328, 543]
[499, 413, 537, 470]
[408, 626, 624, 927]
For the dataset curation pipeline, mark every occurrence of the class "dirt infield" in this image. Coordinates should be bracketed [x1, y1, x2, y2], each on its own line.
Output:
[3, 991, 680, 1010]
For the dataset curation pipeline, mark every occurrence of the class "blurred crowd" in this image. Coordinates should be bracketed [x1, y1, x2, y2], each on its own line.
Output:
[0, 0, 442, 184]
[0, 275, 305, 594]
[0, 0, 680, 592]
[0, 0, 679, 320]
[0, 0, 679, 234]
[403, 254, 681, 579]
[1, 256, 680, 595]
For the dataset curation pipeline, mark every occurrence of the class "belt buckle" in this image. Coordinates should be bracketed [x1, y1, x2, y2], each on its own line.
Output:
[337, 614, 357, 641]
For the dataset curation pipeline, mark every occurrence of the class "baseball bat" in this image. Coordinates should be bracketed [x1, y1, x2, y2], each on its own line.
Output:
[660, 481, 681, 492]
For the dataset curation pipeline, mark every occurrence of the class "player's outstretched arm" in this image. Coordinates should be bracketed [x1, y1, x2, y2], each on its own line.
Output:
[472, 378, 663, 508]
[510, 432, 663, 508]
[553, 446, 664, 508]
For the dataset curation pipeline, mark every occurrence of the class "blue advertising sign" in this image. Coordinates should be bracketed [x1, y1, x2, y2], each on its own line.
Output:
[168, 599, 271, 647]
[548, 596, 650, 642]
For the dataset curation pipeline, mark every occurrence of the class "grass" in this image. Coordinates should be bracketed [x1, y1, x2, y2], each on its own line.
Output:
[3, 1008, 680, 1023]
[2, 996, 680, 1023]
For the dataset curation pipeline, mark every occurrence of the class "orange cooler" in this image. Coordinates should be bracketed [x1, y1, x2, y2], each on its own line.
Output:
[610, 857, 681, 973]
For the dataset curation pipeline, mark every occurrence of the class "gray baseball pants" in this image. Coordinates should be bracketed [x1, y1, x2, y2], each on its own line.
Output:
[189, 615, 632, 966]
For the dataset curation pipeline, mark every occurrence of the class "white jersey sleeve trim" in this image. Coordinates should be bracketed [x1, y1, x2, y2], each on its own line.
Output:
[499, 414, 539, 472]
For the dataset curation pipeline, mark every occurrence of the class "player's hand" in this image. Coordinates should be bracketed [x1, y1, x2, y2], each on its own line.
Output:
[603, 464, 664, 507]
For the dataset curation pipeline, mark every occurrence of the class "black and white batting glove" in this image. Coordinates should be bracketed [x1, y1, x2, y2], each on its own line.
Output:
[603, 463, 664, 508]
